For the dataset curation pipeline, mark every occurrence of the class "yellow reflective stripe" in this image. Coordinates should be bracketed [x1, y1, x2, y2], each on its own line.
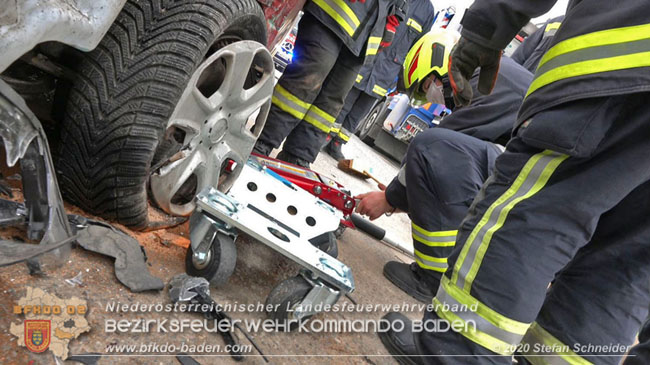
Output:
[412, 225, 457, 238]
[528, 24, 650, 95]
[412, 224, 457, 247]
[527, 51, 650, 97]
[463, 151, 567, 290]
[303, 115, 332, 133]
[366, 36, 382, 56]
[451, 151, 568, 291]
[545, 22, 561, 33]
[274, 84, 311, 111]
[372, 84, 388, 97]
[407, 18, 423, 32]
[412, 228, 457, 237]
[412, 234, 456, 247]
[538, 23, 650, 70]
[368, 36, 382, 46]
[442, 277, 529, 335]
[330, 127, 341, 134]
[338, 130, 351, 142]
[331, 0, 360, 27]
[434, 295, 516, 355]
[312, 0, 360, 36]
[414, 250, 448, 272]
[434, 277, 530, 354]
[308, 105, 335, 123]
[415, 258, 447, 272]
[272, 96, 306, 120]
[521, 322, 593, 365]
[414, 250, 447, 263]
[303, 105, 336, 133]
[356, 74, 363, 83]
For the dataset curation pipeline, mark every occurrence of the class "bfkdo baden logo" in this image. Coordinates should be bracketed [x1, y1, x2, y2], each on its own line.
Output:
[10, 287, 90, 360]
[24, 320, 51, 353]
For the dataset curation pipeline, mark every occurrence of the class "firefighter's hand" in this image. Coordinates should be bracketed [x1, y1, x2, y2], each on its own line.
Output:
[448, 37, 502, 106]
[355, 191, 393, 220]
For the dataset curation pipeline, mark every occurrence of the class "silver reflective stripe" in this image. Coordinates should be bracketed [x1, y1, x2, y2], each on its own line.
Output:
[535, 37, 650, 77]
[412, 230, 456, 245]
[272, 88, 309, 118]
[436, 284, 524, 345]
[415, 254, 447, 270]
[455, 152, 563, 290]
[543, 29, 558, 38]
[319, 0, 359, 34]
[305, 109, 335, 128]
[520, 322, 593, 365]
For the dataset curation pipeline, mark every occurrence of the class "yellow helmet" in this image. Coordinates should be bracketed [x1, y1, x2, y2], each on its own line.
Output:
[402, 29, 460, 101]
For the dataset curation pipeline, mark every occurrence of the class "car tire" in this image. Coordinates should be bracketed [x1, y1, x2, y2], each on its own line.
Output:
[57, 0, 266, 229]
[358, 99, 389, 146]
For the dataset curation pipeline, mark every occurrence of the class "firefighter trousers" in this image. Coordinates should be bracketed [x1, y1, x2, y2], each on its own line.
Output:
[416, 93, 650, 364]
[401, 128, 500, 279]
[257, 12, 364, 163]
[330, 87, 379, 142]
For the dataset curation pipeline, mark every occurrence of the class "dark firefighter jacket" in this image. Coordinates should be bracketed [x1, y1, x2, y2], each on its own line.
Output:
[460, 0, 650, 124]
[305, 0, 408, 64]
[438, 56, 533, 145]
[354, 0, 435, 98]
[511, 16, 565, 73]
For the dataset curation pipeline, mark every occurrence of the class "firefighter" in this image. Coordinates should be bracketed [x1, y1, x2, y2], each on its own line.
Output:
[381, 0, 650, 364]
[253, 0, 407, 168]
[323, 0, 435, 161]
[511, 15, 565, 73]
[356, 29, 533, 304]
[356, 128, 502, 303]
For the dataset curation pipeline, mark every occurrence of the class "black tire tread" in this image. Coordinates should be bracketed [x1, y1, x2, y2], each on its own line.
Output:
[265, 276, 312, 326]
[57, 0, 265, 228]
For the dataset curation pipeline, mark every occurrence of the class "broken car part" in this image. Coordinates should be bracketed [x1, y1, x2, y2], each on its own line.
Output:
[150, 41, 274, 216]
[65, 353, 102, 365]
[0, 235, 76, 267]
[0, 79, 73, 269]
[70, 216, 164, 292]
[0, 0, 127, 73]
[176, 353, 201, 365]
[188, 158, 355, 325]
[169, 274, 266, 362]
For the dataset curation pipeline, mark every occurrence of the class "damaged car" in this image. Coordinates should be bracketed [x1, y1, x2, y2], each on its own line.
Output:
[0, 0, 305, 231]
[0, 0, 304, 284]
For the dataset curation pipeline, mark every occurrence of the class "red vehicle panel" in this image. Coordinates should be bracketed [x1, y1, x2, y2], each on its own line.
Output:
[258, 0, 306, 49]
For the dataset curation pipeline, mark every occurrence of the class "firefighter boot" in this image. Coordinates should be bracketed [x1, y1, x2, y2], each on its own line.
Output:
[378, 312, 423, 365]
[325, 137, 346, 161]
[320, 133, 334, 151]
[383, 262, 439, 303]
[276, 150, 310, 169]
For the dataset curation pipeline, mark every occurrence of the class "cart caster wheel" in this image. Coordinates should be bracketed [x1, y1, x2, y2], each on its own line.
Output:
[185, 233, 236, 287]
[334, 224, 347, 239]
[265, 276, 313, 330]
[309, 231, 338, 258]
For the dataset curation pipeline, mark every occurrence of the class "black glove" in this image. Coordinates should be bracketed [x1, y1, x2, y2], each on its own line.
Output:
[448, 37, 502, 106]
[390, 0, 408, 22]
